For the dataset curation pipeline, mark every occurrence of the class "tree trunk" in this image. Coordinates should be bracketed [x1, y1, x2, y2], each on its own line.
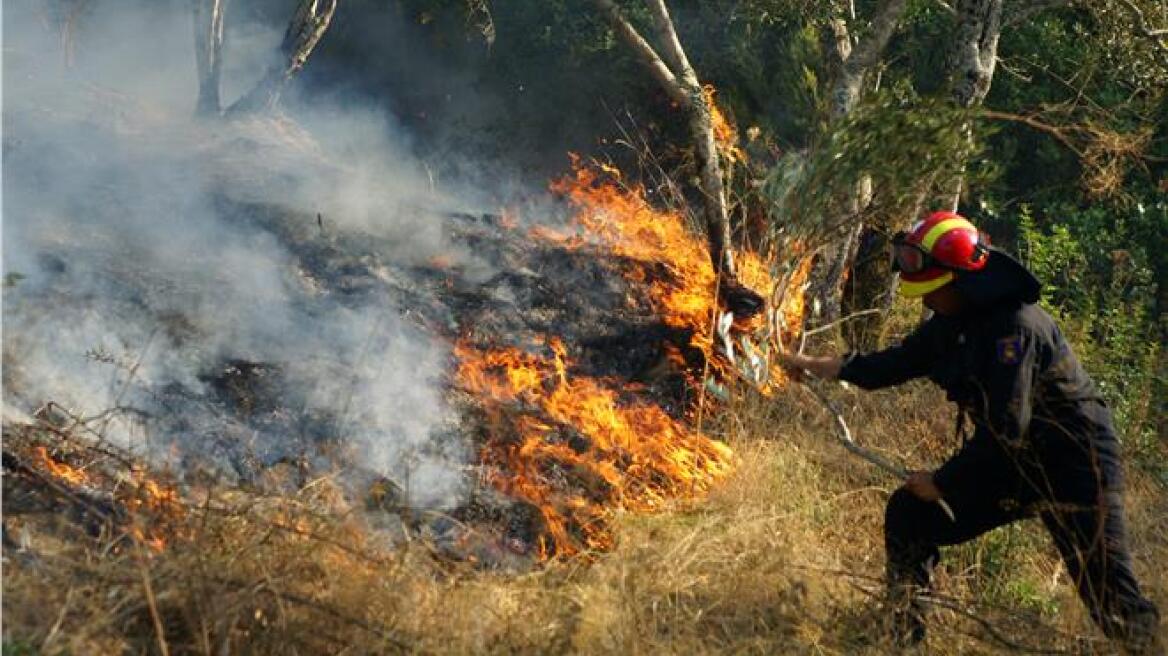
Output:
[936, 0, 1003, 209]
[227, 0, 338, 116]
[193, 0, 228, 116]
[590, 0, 735, 276]
[804, 0, 906, 330]
[689, 95, 736, 275]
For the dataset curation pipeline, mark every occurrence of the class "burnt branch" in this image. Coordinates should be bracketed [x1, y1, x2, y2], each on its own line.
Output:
[228, 0, 338, 115]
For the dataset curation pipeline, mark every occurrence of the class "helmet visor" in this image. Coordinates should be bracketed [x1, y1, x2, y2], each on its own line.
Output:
[891, 241, 928, 274]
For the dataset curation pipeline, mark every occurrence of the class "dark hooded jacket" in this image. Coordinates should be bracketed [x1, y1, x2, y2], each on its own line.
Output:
[838, 248, 1122, 504]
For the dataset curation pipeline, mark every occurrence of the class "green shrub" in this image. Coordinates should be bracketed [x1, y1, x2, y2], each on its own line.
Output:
[1017, 205, 1165, 477]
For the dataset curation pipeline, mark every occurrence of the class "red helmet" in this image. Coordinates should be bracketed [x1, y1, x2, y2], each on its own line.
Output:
[892, 211, 989, 298]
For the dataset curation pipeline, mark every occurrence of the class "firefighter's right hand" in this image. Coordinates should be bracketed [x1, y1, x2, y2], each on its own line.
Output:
[777, 350, 842, 381]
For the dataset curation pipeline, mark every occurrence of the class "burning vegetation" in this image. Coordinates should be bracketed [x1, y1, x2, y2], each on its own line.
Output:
[5, 420, 186, 555]
[4, 151, 804, 568]
[448, 157, 810, 559]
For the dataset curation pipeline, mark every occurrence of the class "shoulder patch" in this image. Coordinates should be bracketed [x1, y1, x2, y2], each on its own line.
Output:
[996, 336, 1022, 365]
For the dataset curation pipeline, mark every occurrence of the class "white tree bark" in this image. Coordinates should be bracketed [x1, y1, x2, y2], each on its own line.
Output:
[193, 0, 228, 116]
[832, 0, 907, 119]
[950, 0, 1003, 108]
[228, 0, 338, 115]
[805, 0, 907, 327]
[936, 0, 1003, 210]
[589, 0, 735, 276]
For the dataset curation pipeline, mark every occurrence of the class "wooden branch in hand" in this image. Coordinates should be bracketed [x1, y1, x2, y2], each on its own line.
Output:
[799, 380, 957, 521]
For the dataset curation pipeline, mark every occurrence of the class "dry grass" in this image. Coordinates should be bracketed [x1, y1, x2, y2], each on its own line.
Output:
[4, 380, 1166, 655]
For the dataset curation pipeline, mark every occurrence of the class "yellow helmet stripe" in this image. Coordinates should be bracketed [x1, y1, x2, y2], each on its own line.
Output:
[898, 271, 955, 298]
[920, 217, 973, 252]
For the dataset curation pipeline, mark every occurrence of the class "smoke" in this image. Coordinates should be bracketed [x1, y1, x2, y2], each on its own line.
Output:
[2, 1, 481, 509]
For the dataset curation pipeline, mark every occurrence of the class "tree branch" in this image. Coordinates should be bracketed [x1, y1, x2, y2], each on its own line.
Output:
[846, 0, 908, 74]
[589, 0, 735, 275]
[1115, 0, 1168, 65]
[950, 0, 1004, 108]
[644, 0, 698, 88]
[1117, 0, 1168, 38]
[227, 0, 338, 115]
[588, 0, 688, 106]
[193, 0, 228, 116]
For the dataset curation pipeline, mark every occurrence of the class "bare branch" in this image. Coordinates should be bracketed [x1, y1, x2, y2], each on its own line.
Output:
[1116, 0, 1168, 64]
[589, 0, 734, 275]
[932, 0, 957, 15]
[980, 109, 1084, 155]
[193, 0, 228, 116]
[588, 0, 689, 106]
[1117, 0, 1168, 38]
[845, 0, 908, 74]
[228, 0, 339, 115]
[644, 0, 698, 88]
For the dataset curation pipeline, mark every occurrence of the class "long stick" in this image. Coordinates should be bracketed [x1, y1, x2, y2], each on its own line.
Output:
[799, 379, 957, 521]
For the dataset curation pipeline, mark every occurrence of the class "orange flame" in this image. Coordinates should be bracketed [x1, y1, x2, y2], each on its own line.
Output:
[703, 85, 746, 166]
[31, 446, 90, 486]
[455, 153, 808, 559]
[122, 473, 185, 553]
[455, 338, 732, 558]
[30, 445, 184, 552]
[546, 158, 783, 360]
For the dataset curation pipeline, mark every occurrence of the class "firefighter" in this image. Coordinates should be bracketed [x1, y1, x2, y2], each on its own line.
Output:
[778, 211, 1161, 652]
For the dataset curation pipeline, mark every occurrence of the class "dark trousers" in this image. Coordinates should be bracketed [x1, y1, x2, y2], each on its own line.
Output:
[885, 486, 1160, 646]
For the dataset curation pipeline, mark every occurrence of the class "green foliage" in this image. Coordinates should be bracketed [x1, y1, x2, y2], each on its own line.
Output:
[765, 87, 982, 244]
[947, 522, 1060, 617]
[978, 6, 1168, 205]
[1, 640, 39, 656]
[1017, 205, 1166, 475]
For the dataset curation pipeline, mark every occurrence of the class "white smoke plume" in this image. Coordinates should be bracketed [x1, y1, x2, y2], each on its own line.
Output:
[2, 1, 480, 509]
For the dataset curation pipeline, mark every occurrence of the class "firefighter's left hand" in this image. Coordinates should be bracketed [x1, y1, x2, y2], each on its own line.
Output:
[905, 471, 942, 502]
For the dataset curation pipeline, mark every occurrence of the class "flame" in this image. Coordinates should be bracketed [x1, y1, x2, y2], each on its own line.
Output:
[546, 158, 785, 361]
[703, 85, 746, 166]
[455, 151, 809, 559]
[455, 338, 733, 558]
[31, 446, 90, 486]
[29, 446, 184, 552]
[548, 162, 716, 342]
[121, 473, 185, 553]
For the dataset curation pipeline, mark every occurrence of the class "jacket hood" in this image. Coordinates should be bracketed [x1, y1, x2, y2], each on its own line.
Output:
[952, 247, 1041, 309]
